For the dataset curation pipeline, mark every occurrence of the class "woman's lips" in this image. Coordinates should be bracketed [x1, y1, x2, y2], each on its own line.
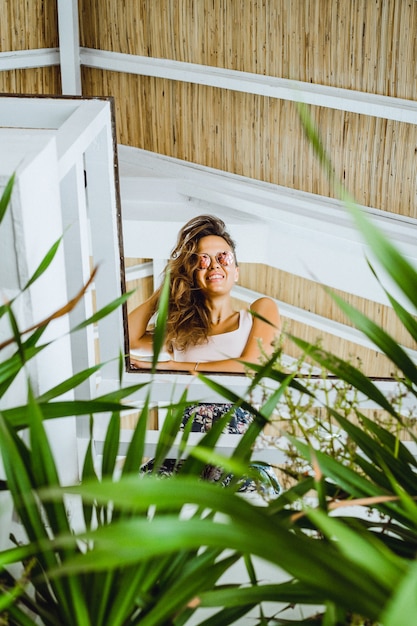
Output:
[207, 272, 223, 281]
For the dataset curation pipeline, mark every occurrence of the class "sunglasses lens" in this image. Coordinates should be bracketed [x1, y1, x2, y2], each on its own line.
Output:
[197, 251, 234, 269]
[198, 254, 211, 269]
[217, 251, 234, 266]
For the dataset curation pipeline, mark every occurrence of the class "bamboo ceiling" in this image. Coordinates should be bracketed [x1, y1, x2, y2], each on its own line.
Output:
[78, 0, 417, 218]
[1, 0, 58, 51]
[82, 69, 417, 218]
[0, 0, 59, 94]
[2, 0, 416, 215]
[79, 0, 417, 100]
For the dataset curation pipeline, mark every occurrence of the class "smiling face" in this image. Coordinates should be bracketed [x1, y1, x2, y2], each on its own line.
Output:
[194, 235, 239, 296]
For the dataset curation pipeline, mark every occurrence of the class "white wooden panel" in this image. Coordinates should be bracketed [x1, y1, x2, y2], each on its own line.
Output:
[84, 125, 125, 375]
[0, 130, 79, 485]
[56, 99, 115, 177]
[60, 162, 96, 398]
[57, 0, 82, 95]
[0, 97, 125, 476]
[0, 97, 76, 129]
[0, 48, 59, 71]
[80, 48, 417, 124]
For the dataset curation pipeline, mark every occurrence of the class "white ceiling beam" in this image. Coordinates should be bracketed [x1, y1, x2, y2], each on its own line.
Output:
[80, 48, 417, 124]
[57, 0, 82, 95]
[0, 49, 59, 70]
[2, 44, 415, 124]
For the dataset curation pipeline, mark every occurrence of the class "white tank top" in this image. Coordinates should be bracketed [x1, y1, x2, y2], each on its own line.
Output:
[173, 310, 253, 362]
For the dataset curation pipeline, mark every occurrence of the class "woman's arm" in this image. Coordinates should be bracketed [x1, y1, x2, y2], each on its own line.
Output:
[128, 296, 157, 350]
[130, 297, 280, 374]
[240, 296, 281, 362]
[200, 297, 280, 372]
[129, 357, 246, 373]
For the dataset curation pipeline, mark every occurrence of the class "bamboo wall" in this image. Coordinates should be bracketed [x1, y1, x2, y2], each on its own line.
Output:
[0, 0, 58, 51]
[82, 69, 417, 218]
[0, 67, 61, 94]
[79, 0, 417, 218]
[0, 0, 60, 94]
[79, 0, 417, 99]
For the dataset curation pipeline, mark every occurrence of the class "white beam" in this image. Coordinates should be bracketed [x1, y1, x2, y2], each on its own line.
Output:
[0, 96, 78, 129]
[57, 0, 82, 95]
[0, 131, 80, 484]
[81, 48, 417, 124]
[56, 99, 114, 177]
[2, 45, 416, 124]
[0, 48, 59, 70]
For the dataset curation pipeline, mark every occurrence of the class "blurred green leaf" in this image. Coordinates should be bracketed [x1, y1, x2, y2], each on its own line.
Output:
[42, 485, 389, 620]
[22, 236, 63, 291]
[322, 290, 417, 385]
[383, 558, 417, 626]
[101, 411, 121, 478]
[1, 383, 148, 430]
[37, 363, 105, 401]
[72, 291, 134, 331]
[346, 199, 417, 313]
[288, 336, 402, 416]
[306, 507, 405, 586]
[0, 173, 15, 224]
[152, 389, 189, 471]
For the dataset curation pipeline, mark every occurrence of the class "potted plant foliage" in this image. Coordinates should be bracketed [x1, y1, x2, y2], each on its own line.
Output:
[0, 174, 299, 625]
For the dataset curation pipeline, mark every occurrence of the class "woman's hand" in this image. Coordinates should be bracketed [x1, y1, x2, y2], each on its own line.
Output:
[129, 358, 195, 372]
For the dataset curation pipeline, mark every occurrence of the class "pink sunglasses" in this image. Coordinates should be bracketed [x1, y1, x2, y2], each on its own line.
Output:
[196, 251, 235, 270]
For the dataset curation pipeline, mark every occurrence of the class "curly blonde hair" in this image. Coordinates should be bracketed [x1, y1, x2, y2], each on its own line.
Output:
[150, 215, 237, 353]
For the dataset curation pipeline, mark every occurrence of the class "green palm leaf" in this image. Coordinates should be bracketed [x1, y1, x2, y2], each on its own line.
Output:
[0, 173, 15, 224]
[289, 336, 403, 416]
[22, 237, 63, 291]
[323, 290, 417, 385]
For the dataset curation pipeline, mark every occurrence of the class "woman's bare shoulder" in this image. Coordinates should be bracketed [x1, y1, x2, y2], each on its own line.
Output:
[249, 297, 280, 324]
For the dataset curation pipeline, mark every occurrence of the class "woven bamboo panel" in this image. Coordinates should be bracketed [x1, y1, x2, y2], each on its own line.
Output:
[121, 407, 159, 431]
[79, 0, 417, 100]
[1, 0, 58, 51]
[0, 67, 61, 94]
[280, 316, 394, 379]
[244, 264, 415, 347]
[124, 258, 147, 267]
[82, 68, 417, 218]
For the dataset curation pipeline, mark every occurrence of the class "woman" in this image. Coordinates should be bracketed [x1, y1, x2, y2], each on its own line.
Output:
[128, 214, 280, 376]
[129, 215, 281, 493]
[130, 214, 280, 463]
